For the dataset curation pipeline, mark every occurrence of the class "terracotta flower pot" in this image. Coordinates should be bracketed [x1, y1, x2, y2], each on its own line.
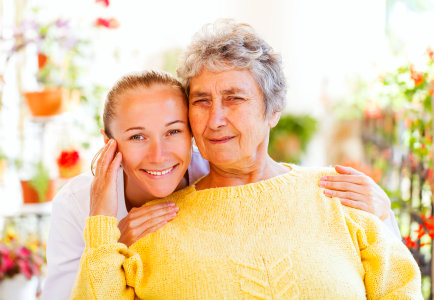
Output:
[58, 161, 83, 179]
[23, 88, 80, 117]
[24, 88, 63, 117]
[20, 180, 56, 204]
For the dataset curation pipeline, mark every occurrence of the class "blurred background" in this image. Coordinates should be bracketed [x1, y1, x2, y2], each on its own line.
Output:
[0, 0, 434, 298]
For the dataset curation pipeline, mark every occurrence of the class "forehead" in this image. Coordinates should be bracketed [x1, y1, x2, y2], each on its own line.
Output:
[114, 86, 188, 123]
[189, 68, 261, 95]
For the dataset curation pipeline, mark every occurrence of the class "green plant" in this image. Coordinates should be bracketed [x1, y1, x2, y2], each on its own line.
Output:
[337, 48, 434, 298]
[268, 114, 318, 164]
[34, 19, 89, 92]
[29, 162, 50, 203]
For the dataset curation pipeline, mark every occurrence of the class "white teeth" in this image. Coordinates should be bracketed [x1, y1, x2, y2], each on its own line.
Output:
[144, 166, 174, 176]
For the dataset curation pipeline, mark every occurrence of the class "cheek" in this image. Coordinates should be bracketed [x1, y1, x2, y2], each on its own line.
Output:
[117, 143, 145, 169]
[189, 110, 206, 134]
[171, 134, 192, 162]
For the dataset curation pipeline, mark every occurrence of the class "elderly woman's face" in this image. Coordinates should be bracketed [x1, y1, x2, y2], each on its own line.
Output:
[189, 68, 279, 169]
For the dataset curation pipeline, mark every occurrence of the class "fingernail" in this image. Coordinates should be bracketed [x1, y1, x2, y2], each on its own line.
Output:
[320, 176, 327, 181]
[173, 206, 179, 212]
[319, 181, 326, 187]
[167, 202, 175, 206]
[169, 212, 177, 218]
[324, 190, 332, 196]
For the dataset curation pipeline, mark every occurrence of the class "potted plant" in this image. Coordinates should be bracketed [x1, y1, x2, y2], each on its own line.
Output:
[1, 17, 87, 117]
[20, 162, 55, 204]
[21, 19, 86, 117]
[0, 237, 44, 300]
[57, 149, 83, 178]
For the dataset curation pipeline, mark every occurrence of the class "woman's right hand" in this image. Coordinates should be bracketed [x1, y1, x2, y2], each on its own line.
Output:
[118, 202, 179, 247]
[89, 139, 122, 217]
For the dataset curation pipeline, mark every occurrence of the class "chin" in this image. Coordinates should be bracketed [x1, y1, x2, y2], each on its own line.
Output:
[149, 188, 175, 199]
[147, 180, 179, 198]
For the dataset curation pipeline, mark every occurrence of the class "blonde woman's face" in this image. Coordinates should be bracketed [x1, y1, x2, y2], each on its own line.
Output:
[110, 85, 191, 199]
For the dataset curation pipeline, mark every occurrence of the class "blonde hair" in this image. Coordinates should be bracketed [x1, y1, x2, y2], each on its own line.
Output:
[91, 71, 186, 175]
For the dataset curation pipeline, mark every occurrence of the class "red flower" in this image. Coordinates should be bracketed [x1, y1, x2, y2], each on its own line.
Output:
[421, 214, 434, 238]
[428, 169, 433, 180]
[38, 53, 48, 70]
[94, 17, 119, 29]
[403, 236, 417, 249]
[409, 65, 424, 87]
[363, 98, 382, 119]
[96, 0, 110, 7]
[416, 224, 425, 239]
[428, 47, 434, 61]
[57, 150, 80, 168]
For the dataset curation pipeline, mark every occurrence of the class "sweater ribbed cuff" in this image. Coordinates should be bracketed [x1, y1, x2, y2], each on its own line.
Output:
[84, 216, 120, 249]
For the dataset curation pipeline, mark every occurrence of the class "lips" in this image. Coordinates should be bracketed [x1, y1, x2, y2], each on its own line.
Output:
[208, 136, 235, 144]
[141, 164, 178, 177]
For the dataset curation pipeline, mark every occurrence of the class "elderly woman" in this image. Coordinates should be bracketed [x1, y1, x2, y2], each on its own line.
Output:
[72, 20, 421, 299]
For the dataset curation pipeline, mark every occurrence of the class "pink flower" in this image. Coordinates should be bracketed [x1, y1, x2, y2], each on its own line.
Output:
[17, 259, 32, 279]
[17, 246, 31, 258]
[96, 0, 110, 7]
[1, 255, 14, 272]
[94, 18, 120, 29]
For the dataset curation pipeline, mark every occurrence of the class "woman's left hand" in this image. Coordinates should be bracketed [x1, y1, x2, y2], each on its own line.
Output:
[319, 165, 391, 220]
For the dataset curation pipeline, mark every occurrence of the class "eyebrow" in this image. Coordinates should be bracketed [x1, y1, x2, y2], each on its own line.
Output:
[189, 88, 247, 98]
[221, 88, 247, 95]
[124, 120, 186, 132]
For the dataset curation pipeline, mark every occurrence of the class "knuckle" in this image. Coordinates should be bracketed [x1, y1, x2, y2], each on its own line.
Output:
[360, 177, 369, 185]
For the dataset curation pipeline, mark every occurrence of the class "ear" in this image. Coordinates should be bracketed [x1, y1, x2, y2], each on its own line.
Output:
[268, 111, 281, 128]
[100, 129, 110, 144]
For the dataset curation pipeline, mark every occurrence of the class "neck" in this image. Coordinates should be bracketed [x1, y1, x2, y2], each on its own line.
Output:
[195, 154, 289, 190]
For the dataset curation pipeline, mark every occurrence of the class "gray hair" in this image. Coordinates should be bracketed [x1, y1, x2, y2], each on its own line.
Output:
[177, 19, 287, 117]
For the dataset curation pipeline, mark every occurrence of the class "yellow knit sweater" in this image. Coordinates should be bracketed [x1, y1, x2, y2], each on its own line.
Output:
[71, 165, 422, 299]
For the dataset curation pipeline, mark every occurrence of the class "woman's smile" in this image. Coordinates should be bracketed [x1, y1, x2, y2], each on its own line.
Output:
[141, 163, 179, 178]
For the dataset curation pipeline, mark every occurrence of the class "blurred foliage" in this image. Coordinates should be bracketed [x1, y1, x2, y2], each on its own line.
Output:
[268, 114, 318, 164]
[29, 162, 50, 203]
[338, 48, 434, 298]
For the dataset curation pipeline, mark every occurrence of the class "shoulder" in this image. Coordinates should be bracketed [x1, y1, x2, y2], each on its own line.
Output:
[291, 164, 337, 178]
[51, 171, 94, 215]
[188, 146, 210, 183]
[287, 165, 338, 187]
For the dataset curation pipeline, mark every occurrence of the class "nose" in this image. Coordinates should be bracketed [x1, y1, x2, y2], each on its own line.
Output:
[147, 138, 166, 164]
[207, 102, 227, 130]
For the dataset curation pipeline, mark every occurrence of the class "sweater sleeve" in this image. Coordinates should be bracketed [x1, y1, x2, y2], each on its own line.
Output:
[70, 216, 145, 300]
[343, 207, 423, 299]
